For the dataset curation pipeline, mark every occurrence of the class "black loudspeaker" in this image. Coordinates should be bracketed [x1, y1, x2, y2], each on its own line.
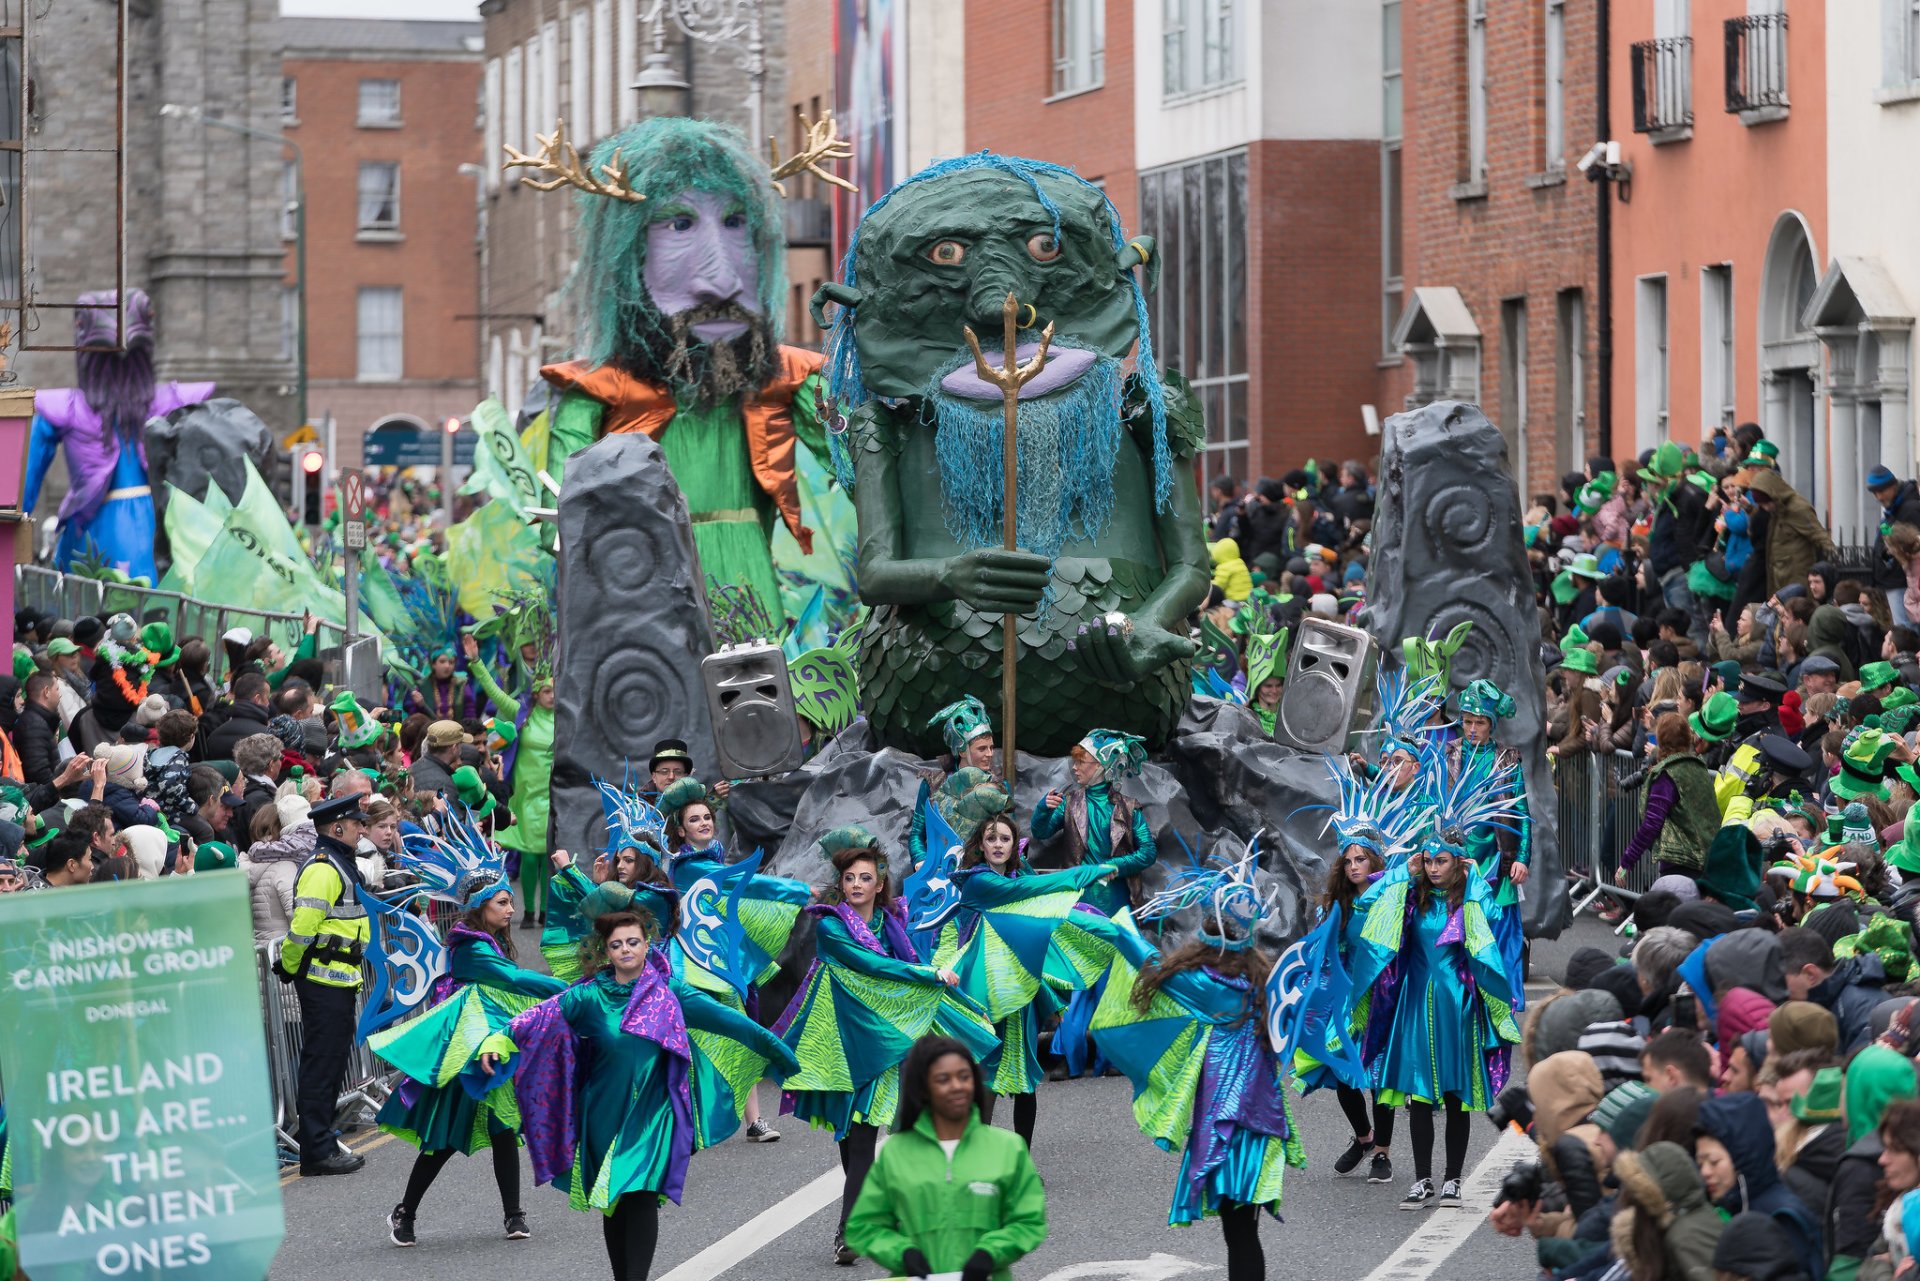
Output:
[703, 642, 804, 778]
[1274, 619, 1378, 754]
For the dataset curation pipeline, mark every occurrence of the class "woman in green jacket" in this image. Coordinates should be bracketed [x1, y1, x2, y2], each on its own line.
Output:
[845, 1036, 1048, 1281]
[464, 633, 555, 928]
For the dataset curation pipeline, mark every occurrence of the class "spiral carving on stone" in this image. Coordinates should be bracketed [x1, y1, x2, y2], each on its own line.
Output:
[1421, 483, 1498, 558]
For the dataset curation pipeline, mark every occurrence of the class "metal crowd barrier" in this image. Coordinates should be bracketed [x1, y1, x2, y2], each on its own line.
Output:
[16, 564, 352, 685]
[253, 944, 397, 1165]
[1555, 748, 1655, 933]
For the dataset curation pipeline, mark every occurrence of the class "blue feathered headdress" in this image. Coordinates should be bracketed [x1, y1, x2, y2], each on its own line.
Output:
[1320, 754, 1428, 866]
[594, 769, 667, 856]
[394, 804, 510, 911]
[1370, 665, 1446, 760]
[1138, 832, 1276, 951]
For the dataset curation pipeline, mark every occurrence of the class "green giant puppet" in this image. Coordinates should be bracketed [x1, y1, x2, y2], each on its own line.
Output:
[815, 153, 1211, 758]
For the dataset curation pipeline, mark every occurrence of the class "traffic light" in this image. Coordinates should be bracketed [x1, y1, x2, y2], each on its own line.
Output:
[299, 447, 325, 526]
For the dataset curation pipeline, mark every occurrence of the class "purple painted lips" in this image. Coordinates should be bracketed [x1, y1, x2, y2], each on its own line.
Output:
[939, 342, 1098, 401]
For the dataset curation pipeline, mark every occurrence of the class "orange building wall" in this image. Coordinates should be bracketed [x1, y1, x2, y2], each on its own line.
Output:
[1607, 0, 1824, 451]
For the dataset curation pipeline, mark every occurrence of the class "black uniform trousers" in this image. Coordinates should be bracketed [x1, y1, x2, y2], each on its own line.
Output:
[293, 977, 359, 1166]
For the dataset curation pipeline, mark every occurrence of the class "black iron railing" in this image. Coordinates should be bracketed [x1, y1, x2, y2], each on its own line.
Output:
[1725, 13, 1788, 113]
[1631, 36, 1694, 133]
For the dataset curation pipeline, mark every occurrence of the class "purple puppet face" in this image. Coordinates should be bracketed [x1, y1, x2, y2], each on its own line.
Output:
[642, 190, 762, 342]
[74, 289, 155, 352]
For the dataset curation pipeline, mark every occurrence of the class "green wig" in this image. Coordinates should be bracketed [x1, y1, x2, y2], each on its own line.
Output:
[567, 117, 786, 369]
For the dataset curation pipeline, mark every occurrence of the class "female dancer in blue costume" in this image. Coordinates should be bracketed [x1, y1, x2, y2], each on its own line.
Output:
[933, 806, 1117, 1148]
[370, 875, 566, 1247]
[1347, 826, 1522, 1211]
[486, 910, 798, 1281]
[659, 777, 810, 1143]
[772, 828, 998, 1265]
[1447, 679, 1531, 994]
[1029, 728, 1158, 1076]
[1090, 850, 1305, 1281]
[544, 840, 679, 978]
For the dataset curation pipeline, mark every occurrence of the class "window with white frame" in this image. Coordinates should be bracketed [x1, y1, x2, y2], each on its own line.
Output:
[358, 162, 400, 232]
[1382, 0, 1403, 354]
[357, 287, 404, 381]
[281, 76, 298, 122]
[1880, 0, 1920, 88]
[1139, 151, 1249, 490]
[1636, 275, 1670, 449]
[593, 0, 615, 137]
[1544, 0, 1566, 168]
[483, 59, 502, 192]
[1466, 0, 1488, 183]
[1052, 0, 1105, 96]
[504, 45, 524, 172]
[540, 21, 560, 133]
[1701, 264, 1735, 431]
[1556, 289, 1586, 471]
[1500, 298, 1529, 476]
[570, 9, 590, 124]
[281, 285, 299, 362]
[1164, 0, 1238, 100]
[358, 79, 401, 126]
[280, 161, 298, 240]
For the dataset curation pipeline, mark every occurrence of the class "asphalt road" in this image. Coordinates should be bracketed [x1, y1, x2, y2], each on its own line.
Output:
[270, 913, 1617, 1281]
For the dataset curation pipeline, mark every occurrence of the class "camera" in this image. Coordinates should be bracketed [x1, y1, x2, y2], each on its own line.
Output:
[1487, 1081, 1533, 1133]
[1496, 1161, 1544, 1208]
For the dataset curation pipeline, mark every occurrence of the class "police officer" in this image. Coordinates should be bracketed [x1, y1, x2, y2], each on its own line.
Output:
[278, 791, 373, 1175]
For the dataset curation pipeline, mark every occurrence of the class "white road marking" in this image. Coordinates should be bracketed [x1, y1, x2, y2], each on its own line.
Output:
[1038, 1251, 1219, 1281]
[657, 1147, 870, 1281]
[1355, 1127, 1533, 1281]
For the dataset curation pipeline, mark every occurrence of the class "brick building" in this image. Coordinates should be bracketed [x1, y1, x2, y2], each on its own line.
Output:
[1384, 0, 1601, 499]
[282, 18, 484, 467]
[962, 0, 1384, 488]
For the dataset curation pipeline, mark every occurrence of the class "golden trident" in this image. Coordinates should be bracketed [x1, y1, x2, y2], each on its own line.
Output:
[961, 292, 1054, 792]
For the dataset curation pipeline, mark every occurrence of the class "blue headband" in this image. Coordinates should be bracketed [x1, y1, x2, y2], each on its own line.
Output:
[460, 873, 512, 912]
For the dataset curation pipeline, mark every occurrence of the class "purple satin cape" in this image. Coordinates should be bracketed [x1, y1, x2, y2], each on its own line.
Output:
[771, 900, 917, 1037]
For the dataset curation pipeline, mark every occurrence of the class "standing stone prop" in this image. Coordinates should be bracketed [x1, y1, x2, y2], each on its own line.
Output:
[1364, 399, 1565, 938]
[145, 397, 274, 512]
[548, 434, 719, 858]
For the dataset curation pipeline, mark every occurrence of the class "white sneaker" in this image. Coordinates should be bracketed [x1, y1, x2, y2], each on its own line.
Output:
[746, 1118, 780, 1143]
[1438, 1179, 1464, 1208]
[1399, 1178, 1434, 1210]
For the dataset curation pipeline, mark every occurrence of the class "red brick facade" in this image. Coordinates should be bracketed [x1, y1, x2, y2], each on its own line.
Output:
[1386, 0, 1600, 498]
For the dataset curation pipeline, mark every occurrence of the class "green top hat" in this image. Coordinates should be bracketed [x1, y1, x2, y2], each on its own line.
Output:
[194, 840, 239, 873]
[1575, 472, 1616, 514]
[658, 776, 710, 822]
[1567, 553, 1605, 580]
[1457, 679, 1515, 720]
[329, 691, 386, 751]
[139, 622, 181, 667]
[1789, 1067, 1844, 1123]
[1560, 623, 1592, 653]
[1638, 440, 1687, 484]
[449, 764, 496, 818]
[1882, 685, 1919, 712]
[1832, 725, 1898, 802]
[1859, 661, 1901, 694]
[1560, 647, 1600, 676]
[1688, 691, 1739, 743]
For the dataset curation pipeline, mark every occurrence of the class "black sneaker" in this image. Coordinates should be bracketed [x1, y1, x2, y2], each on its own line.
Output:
[1399, 1178, 1434, 1210]
[388, 1204, 417, 1247]
[1368, 1152, 1393, 1184]
[1334, 1139, 1371, 1175]
[504, 1210, 530, 1240]
[833, 1229, 855, 1266]
[302, 1151, 366, 1177]
[1438, 1179, 1464, 1208]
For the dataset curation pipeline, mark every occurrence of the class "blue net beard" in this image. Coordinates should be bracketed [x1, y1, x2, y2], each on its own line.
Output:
[924, 344, 1125, 562]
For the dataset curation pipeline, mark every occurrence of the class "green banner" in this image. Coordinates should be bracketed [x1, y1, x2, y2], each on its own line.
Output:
[0, 874, 285, 1280]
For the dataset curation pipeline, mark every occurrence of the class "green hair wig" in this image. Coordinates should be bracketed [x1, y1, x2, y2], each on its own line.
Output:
[567, 116, 786, 368]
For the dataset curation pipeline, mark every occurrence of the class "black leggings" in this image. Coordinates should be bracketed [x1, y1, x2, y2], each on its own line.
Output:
[1406, 1096, 1470, 1183]
[603, 1193, 660, 1281]
[978, 1092, 1038, 1147]
[837, 1122, 880, 1231]
[400, 1129, 522, 1215]
[1334, 1087, 1395, 1149]
[1218, 1202, 1263, 1281]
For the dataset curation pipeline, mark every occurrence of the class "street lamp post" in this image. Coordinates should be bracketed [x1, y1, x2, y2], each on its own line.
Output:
[635, 0, 766, 143]
[160, 103, 307, 434]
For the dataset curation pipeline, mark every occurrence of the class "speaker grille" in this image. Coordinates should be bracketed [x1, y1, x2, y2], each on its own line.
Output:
[719, 701, 793, 773]
[1279, 672, 1347, 744]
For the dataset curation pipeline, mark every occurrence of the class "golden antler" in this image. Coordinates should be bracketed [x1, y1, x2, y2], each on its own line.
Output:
[768, 111, 858, 198]
[502, 119, 646, 204]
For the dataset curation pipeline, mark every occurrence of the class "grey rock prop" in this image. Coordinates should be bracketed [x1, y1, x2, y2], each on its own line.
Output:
[1364, 399, 1565, 938]
[145, 396, 274, 514]
[547, 434, 719, 859]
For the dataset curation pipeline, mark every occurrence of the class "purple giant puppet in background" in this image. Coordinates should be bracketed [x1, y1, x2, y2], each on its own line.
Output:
[23, 289, 214, 583]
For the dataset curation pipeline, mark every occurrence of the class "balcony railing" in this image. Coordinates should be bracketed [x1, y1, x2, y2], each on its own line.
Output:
[783, 194, 832, 247]
[1630, 36, 1694, 135]
[1724, 13, 1788, 114]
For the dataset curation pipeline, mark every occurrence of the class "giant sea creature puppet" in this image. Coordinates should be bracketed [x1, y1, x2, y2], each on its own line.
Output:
[24, 289, 213, 582]
[815, 153, 1210, 757]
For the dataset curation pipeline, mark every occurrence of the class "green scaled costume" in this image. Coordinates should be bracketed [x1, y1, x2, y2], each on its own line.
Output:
[818, 153, 1212, 756]
[931, 861, 1116, 1095]
[1089, 912, 1307, 1225]
[774, 901, 999, 1140]
[369, 926, 568, 1154]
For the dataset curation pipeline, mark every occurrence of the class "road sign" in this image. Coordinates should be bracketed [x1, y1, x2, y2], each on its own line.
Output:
[281, 424, 319, 448]
[341, 467, 367, 549]
[364, 423, 475, 468]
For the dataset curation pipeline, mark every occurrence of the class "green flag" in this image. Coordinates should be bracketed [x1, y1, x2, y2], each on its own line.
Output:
[445, 496, 546, 620]
[459, 397, 542, 518]
[0, 874, 286, 1280]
